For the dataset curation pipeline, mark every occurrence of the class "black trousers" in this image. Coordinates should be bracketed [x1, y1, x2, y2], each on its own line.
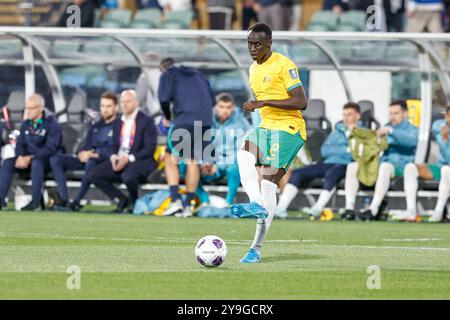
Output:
[89, 160, 154, 205]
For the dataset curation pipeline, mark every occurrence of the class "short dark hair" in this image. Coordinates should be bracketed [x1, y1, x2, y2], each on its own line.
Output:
[101, 91, 118, 105]
[160, 57, 175, 71]
[446, 106, 450, 114]
[248, 22, 272, 39]
[216, 92, 234, 104]
[343, 102, 361, 113]
[390, 100, 408, 112]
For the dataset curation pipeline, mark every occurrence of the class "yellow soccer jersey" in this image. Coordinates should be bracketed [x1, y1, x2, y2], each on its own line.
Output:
[249, 52, 306, 140]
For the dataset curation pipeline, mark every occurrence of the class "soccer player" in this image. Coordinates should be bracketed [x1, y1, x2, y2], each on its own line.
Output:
[230, 22, 308, 263]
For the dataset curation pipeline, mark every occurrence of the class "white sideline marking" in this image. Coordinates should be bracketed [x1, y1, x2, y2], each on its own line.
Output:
[383, 238, 442, 242]
[1, 232, 449, 252]
[0, 232, 318, 244]
[310, 244, 450, 252]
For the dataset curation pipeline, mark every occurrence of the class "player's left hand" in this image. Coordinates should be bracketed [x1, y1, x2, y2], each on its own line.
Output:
[243, 100, 264, 112]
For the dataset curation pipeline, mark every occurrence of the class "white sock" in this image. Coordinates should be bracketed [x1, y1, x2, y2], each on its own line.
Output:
[403, 163, 419, 212]
[237, 150, 262, 205]
[276, 183, 298, 211]
[345, 162, 359, 210]
[251, 179, 277, 253]
[434, 165, 450, 218]
[311, 188, 334, 212]
[369, 162, 394, 215]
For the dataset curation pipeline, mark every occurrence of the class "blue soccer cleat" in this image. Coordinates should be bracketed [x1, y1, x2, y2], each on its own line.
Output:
[240, 248, 261, 263]
[230, 201, 268, 219]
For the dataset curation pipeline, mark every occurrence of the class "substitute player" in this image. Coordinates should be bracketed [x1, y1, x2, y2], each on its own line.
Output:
[231, 22, 308, 263]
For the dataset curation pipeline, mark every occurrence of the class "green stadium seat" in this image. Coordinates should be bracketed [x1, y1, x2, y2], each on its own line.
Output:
[0, 39, 23, 58]
[307, 10, 339, 31]
[82, 41, 112, 54]
[335, 24, 360, 32]
[51, 40, 81, 56]
[101, 9, 132, 28]
[99, 19, 124, 28]
[129, 9, 161, 29]
[307, 23, 331, 31]
[338, 10, 367, 32]
[160, 10, 193, 29]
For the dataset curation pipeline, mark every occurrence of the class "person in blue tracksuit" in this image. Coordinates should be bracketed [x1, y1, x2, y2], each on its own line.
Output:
[345, 100, 419, 221]
[49, 91, 119, 211]
[89, 90, 157, 213]
[0, 94, 63, 211]
[276, 102, 362, 218]
[158, 57, 215, 217]
[180, 93, 251, 205]
[399, 106, 450, 222]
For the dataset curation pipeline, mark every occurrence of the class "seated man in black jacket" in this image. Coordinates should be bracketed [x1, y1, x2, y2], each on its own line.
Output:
[89, 90, 157, 213]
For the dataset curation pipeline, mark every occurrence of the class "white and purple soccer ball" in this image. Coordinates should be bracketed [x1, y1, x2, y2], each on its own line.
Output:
[195, 235, 227, 267]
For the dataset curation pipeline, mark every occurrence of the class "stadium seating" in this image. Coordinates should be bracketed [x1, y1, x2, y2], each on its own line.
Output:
[0, 38, 22, 58]
[307, 10, 339, 31]
[357, 100, 380, 129]
[336, 10, 367, 32]
[99, 9, 133, 28]
[58, 88, 89, 155]
[160, 10, 194, 29]
[302, 99, 332, 162]
[129, 8, 161, 29]
[5, 90, 25, 129]
[307, 10, 367, 32]
[51, 40, 81, 57]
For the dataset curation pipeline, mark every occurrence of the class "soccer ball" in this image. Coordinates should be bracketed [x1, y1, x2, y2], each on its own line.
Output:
[195, 235, 227, 267]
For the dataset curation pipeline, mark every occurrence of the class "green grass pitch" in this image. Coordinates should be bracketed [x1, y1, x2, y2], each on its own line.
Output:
[0, 210, 449, 299]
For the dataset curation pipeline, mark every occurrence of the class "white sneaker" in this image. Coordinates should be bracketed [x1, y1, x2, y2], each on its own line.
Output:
[274, 207, 288, 219]
[429, 211, 444, 223]
[175, 206, 193, 218]
[161, 199, 183, 216]
[392, 210, 417, 222]
[304, 207, 321, 218]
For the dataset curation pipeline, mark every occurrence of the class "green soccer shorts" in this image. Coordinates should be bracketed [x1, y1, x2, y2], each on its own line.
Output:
[243, 127, 305, 171]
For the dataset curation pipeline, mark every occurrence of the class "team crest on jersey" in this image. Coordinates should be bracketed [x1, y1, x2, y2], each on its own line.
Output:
[263, 75, 271, 83]
[289, 69, 298, 79]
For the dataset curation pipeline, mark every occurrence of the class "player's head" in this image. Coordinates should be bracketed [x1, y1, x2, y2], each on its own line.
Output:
[120, 90, 139, 116]
[160, 57, 175, 72]
[247, 22, 272, 62]
[25, 93, 45, 122]
[100, 91, 118, 121]
[215, 92, 235, 123]
[389, 100, 408, 125]
[342, 102, 361, 127]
